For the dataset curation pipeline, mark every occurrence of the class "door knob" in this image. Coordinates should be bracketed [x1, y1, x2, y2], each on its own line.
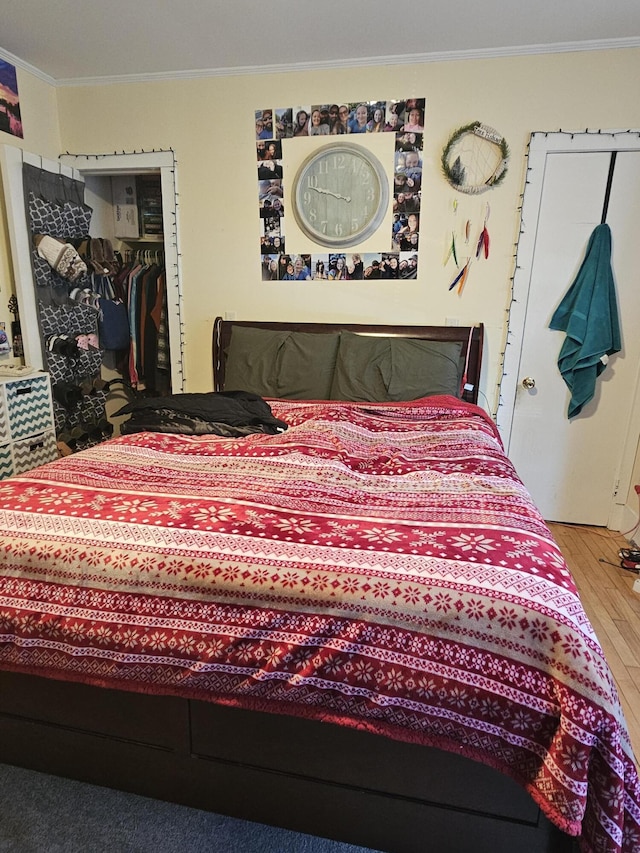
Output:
[522, 377, 536, 389]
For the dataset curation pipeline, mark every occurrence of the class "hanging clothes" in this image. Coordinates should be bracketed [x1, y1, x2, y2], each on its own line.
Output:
[119, 251, 170, 394]
[549, 223, 621, 418]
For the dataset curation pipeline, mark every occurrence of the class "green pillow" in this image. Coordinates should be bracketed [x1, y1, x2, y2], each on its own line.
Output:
[224, 326, 341, 399]
[278, 331, 341, 399]
[224, 326, 287, 396]
[330, 332, 392, 402]
[387, 338, 463, 400]
[330, 332, 464, 401]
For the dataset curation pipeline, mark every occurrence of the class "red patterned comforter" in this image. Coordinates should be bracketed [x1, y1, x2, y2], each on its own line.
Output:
[0, 396, 637, 851]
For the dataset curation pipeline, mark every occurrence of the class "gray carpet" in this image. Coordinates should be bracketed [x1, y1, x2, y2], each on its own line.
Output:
[0, 763, 379, 853]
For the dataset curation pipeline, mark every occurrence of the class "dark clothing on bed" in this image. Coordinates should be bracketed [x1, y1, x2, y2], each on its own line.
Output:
[115, 390, 288, 436]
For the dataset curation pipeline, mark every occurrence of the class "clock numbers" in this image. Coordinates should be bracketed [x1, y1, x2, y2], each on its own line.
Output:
[293, 143, 389, 248]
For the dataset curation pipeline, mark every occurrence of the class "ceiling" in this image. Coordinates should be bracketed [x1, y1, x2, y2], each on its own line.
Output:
[1, 0, 639, 84]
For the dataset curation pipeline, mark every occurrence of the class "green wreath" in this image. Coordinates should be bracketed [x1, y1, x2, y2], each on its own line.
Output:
[441, 121, 509, 194]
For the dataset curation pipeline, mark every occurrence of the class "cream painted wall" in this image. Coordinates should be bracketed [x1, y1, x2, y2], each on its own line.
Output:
[0, 65, 61, 358]
[54, 50, 640, 403]
[2, 48, 640, 526]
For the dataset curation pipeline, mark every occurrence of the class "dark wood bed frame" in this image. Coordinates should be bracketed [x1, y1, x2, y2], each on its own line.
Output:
[212, 316, 484, 405]
[0, 320, 575, 853]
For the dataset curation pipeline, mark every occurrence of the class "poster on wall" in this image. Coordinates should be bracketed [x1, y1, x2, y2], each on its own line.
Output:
[0, 59, 23, 139]
[254, 99, 425, 281]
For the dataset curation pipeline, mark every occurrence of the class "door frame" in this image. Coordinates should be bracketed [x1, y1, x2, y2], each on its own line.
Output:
[500, 130, 640, 530]
[61, 151, 185, 394]
[0, 146, 185, 392]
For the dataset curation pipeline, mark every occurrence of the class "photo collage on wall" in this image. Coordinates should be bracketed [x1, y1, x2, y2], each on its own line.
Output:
[256, 99, 425, 281]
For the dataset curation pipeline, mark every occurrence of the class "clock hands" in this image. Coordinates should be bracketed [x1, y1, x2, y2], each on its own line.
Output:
[308, 185, 351, 202]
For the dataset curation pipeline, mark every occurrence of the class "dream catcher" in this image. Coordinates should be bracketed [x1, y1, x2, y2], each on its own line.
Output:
[441, 122, 509, 194]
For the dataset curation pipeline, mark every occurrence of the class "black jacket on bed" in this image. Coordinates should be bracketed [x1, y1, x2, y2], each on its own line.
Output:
[114, 390, 288, 436]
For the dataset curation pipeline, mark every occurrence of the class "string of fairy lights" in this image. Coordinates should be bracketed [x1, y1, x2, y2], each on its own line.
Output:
[61, 148, 186, 391]
[490, 134, 530, 430]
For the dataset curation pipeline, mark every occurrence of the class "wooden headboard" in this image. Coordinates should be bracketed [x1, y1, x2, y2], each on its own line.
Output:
[212, 317, 484, 404]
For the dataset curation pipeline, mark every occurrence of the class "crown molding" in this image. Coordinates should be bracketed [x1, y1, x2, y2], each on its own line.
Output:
[4, 37, 640, 88]
[0, 46, 56, 87]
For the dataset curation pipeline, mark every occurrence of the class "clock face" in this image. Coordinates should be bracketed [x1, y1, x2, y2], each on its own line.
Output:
[292, 142, 389, 248]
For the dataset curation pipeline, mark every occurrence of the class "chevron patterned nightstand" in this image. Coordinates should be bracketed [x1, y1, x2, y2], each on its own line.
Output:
[0, 373, 57, 479]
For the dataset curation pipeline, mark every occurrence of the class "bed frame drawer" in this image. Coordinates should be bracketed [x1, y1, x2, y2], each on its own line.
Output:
[189, 700, 539, 824]
[0, 671, 188, 750]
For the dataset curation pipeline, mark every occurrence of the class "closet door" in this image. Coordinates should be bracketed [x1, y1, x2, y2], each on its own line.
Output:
[0, 147, 111, 445]
[0, 147, 81, 370]
[507, 145, 640, 525]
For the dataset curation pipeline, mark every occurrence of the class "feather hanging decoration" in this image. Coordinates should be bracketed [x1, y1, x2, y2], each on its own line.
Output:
[444, 231, 458, 266]
[476, 226, 490, 259]
[475, 202, 490, 259]
[457, 259, 471, 294]
[448, 266, 464, 290]
[448, 258, 470, 291]
[465, 219, 471, 243]
[483, 227, 490, 258]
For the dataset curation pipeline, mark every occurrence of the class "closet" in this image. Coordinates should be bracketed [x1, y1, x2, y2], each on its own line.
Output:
[0, 147, 184, 446]
[83, 171, 172, 405]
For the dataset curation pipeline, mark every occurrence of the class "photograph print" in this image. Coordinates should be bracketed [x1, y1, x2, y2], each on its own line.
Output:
[0, 59, 23, 138]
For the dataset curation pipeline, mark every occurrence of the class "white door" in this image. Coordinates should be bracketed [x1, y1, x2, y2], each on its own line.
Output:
[506, 144, 640, 524]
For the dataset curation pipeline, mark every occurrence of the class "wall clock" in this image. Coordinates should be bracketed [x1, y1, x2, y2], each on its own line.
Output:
[292, 142, 389, 248]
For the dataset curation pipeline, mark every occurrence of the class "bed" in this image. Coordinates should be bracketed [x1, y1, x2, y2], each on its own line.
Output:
[0, 317, 637, 853]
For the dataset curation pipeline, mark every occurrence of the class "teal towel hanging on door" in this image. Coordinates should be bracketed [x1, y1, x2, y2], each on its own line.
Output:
[549, 223, 621, 418]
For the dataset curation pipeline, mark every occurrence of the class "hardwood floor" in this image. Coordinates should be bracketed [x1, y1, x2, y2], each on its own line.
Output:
[548, 522, 640, 766]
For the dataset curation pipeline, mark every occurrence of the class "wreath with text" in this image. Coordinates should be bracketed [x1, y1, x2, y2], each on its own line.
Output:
[441, 121, 509, 194]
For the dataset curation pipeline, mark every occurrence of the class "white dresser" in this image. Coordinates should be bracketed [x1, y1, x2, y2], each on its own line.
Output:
[0, 373, 58, 479]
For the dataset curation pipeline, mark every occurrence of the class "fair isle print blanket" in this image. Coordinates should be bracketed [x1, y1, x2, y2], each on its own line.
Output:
[0, 396, 637, 852]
